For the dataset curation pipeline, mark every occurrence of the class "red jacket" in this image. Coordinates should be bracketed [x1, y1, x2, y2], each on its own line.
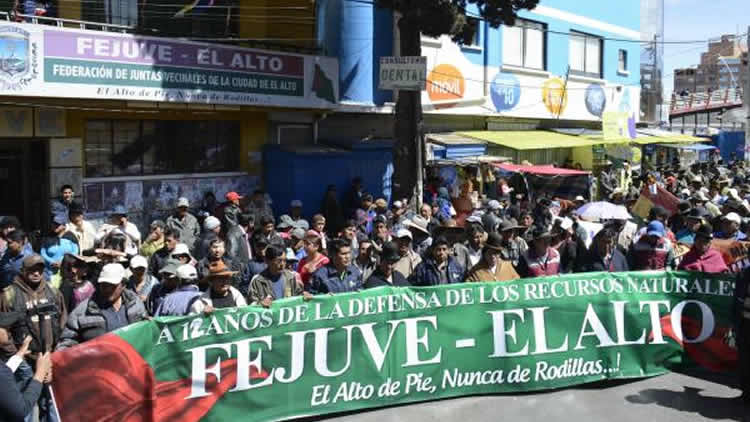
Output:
[678, 247, 728, 273]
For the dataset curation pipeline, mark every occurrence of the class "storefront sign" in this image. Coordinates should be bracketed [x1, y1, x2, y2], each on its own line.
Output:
[0, 23, 338, 108]
[52, 271, 737, 422]
[603, 112, 633, 140]
[379, 56, 426, 90]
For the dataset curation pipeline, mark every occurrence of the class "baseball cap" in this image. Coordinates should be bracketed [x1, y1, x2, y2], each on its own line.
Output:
[150, 220, 166, 230]
[290, 227, 306, 240]
[225, 192, 243, 201]
[574, 195, 585, 202]
[176, 197, 190, 208]
[646, 221, 666, 237]
[172, 243, 191, 257]
[395, 228, 413, 240]
[724, 212, 742, 224]
[204, 216, 220, 231]
[176, 264, 198, 281]
[22, 254, 44, 269]
[130, 255, 148, 269]
[98, 263, 126, 285]
[488, 200, 502, 211]
[393, 200, 403, 209]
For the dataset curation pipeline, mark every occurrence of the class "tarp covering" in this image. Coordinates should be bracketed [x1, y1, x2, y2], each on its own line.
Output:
[460, 130, 620, 150]
[494, 163, 590, 175]
[657, 143, 717, 151]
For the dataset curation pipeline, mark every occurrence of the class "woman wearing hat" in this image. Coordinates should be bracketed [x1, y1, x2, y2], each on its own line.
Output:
[465, 233, 519, 282]
[678, 224, 728, 273]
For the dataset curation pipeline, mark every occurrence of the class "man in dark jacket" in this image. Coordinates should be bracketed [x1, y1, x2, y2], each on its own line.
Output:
[577, 228, 628, 273]
[57, 263, 147, 349]
[0, 254, 67, 354]
[365, 241, 410, 289]
[410, 237, 465, 286]
[148, 229, 180, 278]
[307, 239, 363, 294]
[196, 238, 243, 286]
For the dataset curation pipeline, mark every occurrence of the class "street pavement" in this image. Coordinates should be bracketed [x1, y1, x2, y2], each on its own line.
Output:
[317, 369, 749, 422]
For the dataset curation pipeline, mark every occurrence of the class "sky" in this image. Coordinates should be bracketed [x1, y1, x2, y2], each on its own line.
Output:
[661, 0, 750, 97]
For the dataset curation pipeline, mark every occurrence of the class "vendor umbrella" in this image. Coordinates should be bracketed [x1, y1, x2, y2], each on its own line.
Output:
[575, 201, 632, 221]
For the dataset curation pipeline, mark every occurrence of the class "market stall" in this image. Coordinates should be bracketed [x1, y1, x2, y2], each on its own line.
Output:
[493, 163, 592, 201]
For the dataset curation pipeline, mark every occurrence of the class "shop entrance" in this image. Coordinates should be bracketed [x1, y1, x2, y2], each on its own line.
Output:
[0, 140, 48, 231]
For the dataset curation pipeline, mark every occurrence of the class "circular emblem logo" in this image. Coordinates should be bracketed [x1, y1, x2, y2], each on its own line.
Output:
[585, 84, 606, 117]
[490, 72, 521, 112]
[542, 78, 568, 115]
[427, 64, 465, 103]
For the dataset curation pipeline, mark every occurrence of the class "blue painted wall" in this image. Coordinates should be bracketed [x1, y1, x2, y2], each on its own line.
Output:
[325, 0, 641, 107]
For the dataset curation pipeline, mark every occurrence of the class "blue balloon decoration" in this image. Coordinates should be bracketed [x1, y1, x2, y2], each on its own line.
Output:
[490, 73, 521, 111]
[584, 84, 606, 117]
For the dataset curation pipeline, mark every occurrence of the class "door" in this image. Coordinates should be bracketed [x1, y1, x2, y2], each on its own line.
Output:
[0, 140, 48, 231]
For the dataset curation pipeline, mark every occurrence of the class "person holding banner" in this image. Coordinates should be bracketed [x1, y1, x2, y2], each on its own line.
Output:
[628, 221, 676, 271]
[577, 229, 628, 273]
[516, 226, 560, 278]
[307, 239, 363, 294]
[677, 224, 728, 273]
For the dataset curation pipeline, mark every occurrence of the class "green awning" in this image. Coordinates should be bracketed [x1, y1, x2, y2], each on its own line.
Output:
[459, 130, 630, 150]
[632, 134, 705, 145]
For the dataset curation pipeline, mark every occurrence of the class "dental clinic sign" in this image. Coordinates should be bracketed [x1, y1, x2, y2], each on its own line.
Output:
[0, 22, 338, 107]
[51, 271, 738, 422]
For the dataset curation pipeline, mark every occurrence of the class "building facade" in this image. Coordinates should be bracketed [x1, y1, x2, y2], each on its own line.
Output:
[674, 35, 748, 94]
[0, 1, 338, 230]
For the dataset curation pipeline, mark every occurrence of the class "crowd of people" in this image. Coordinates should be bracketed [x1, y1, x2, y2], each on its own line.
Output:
[3, 158, 750, 419]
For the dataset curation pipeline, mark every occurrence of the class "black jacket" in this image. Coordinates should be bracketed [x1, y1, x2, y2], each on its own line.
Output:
[148, 246, 172, 278]
[577, 247, 629, 273]
[365, 270, 411, 289]
[0, 363, 43, 422]
[225, 225, 251, 267]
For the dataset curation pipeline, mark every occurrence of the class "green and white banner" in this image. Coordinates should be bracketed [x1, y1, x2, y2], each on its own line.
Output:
[51, 271, 739, 421]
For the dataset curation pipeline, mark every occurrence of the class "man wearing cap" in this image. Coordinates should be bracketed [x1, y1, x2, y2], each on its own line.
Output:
[225, 213, 254, 267]
[632, 206, 676, 245]
[248, 246, 304, 307]
[96, 206, 141, 256]
[195, 216, 221, 261]
[678, 224, 728, 273]
[628, 221, 676, 271]
[482, 200, 503, 234]
[675, 207, 709, 245]
[453, 225, 485, 272]
[154, 265, 203, 317]
[308, 239, 363, 294]
[390, 200, 408, 232]
[288, 227, 307, 264]
[196, 261, 247, 310]
[223, 191, 245, 228]
[147, 260, 181, 314]
[149, 228, 180, 278]
[498, 219, 528, 268]
[0, 254, 66, 355]
[127, 255, 160, 303]
[365, 242, 410, 289]
[393, 228, 421, 279]
[465, 233, 519, 282]
[715, 212, 747, 241]
[0, 230, 31, 290]
[57, 263, 147, 349]
[411, 237, 465, 286]
[67, 205, 96, 253]
[166, 197, 200, 254]
[517, 226, 561, 278]
[140, 220, 166, 258]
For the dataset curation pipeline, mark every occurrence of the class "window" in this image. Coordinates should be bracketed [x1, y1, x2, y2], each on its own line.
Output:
[569, 31, 602, 78]
[462, 18, 481, 47]
[85, 120, 240, 177]
[618, 49, 628, 73]
[502, 19, 546, 70]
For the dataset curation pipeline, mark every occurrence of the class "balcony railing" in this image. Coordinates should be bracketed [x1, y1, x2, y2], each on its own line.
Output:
[669, 87, 744, 114]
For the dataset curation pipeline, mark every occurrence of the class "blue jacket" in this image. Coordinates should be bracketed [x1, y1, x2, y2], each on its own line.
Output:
[410, 257, 465, 286]
[154, 285, 203, 316]
[307, 264, 363, 294]
[41, 237, 79, 277]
